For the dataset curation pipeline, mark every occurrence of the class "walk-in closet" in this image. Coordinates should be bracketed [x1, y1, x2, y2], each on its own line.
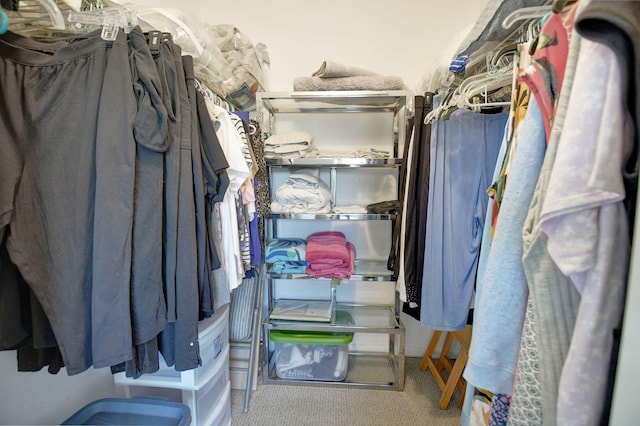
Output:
[0, 0, 638, 425]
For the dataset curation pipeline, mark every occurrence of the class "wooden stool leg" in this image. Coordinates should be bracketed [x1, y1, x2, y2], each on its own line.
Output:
[436, 333, 455, 371]
[421, 325, 473, 410]
[438, 346, 469, 409]
[420, 330, 443, 371]
[458, 380, 467, 409]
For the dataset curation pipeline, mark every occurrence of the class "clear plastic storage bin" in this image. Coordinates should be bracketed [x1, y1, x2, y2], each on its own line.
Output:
[270, 329, 353, 381]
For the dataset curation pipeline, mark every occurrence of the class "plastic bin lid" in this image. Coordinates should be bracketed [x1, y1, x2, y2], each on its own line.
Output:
[61, 397, 191, 425]
[270, 310, 355, 345]
[270, 329, 354, 345]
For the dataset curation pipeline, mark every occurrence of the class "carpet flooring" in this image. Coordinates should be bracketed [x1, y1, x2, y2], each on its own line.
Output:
[230, 357, 463, 426]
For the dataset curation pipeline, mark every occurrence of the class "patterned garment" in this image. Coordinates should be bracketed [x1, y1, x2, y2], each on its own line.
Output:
[249, 119, 270, 252]
[489, 394, 511, 426]
[470, 388, 493, 426]
[507, 297, 544, 426]
[230, 113, 256, 176]
[486, 43, 532, 241]
[235, 194, 252, 271]
[521, 5, 577, 140]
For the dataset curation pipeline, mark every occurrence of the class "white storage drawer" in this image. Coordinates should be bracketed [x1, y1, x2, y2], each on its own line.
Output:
[197, 369, 231, 426]
[204, 381, 231, 426]
[114, 304, 229, 390]
[122, 353, 230, 426]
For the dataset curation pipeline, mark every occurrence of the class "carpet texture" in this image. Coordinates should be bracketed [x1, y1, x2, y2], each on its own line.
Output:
[230, 357, 462, 425]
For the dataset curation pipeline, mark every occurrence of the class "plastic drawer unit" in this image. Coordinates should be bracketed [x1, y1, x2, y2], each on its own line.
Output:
[123, 356, 230, 426]
[113, 305, 230, 426]
[62, 397, 191, 425]
[270, 329, 354, 381]
[114, 304, 229, 390]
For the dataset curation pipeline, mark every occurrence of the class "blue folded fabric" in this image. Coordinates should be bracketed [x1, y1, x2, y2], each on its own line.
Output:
[265, 239, 307, 263]
[270, 260, 310, 274]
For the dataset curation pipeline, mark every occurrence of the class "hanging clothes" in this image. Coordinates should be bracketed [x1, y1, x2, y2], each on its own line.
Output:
[0, 28, 161, 375]
[419, 101, 506, 331]
[206, 102, 251, 292]
[248, 118, 270, 255]
[513, 3, 583, 424]
[399, 94, 433, 320]
[195, 88, 231, 311]
[116, 27, 172, 379]
[541, 37, 631, 426]
[461, 110, 510, 426]
[158, 46, 200, 373]
[0, 20, 245, 378]
[572, 2, 640, 421]
[465, 96, 546, 395]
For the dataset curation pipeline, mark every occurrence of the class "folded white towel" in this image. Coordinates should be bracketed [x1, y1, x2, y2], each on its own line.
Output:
[288, 172, 319, 189]
[265, 130, 313, 147]
[332, 205, 368, 214]
[264, 142, 311, 154]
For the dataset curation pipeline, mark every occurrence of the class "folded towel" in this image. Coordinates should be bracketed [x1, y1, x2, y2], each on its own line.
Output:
[356, 148, 391, 159]
[306, 232, 350, 265]
[287, 172, 320, 189]
[265, 238, 307, 263]
[271, 200, 332, 214]
[306, 242, 356, 279]
[271, 171, 332, 213]
[264, 148, 313, 160]
[270, 260, 310, 274]
[293, 75, 406, 92]
[312, 60, 379, 78]
[305, 232, 355, 279]
[265, 130, 312, 145]
[264, 142, 311, 155]
[264, 132, 315, 159]
[274, 180, 330, 206]
[265, 131, 313, 148]
[332, 205, 368, 214]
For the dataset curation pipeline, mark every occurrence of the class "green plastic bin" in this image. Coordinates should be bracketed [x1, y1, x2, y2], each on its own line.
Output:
[270, 312, 354, 381]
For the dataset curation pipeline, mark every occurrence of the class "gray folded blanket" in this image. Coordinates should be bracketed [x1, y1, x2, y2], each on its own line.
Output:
[295, 60, 406, 91]
[294, 75, 406, 91]
[312, 60, 379, 78]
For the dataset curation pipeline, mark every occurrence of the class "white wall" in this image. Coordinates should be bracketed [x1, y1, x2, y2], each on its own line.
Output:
[131, 0, 488, 93]
[0, 1, 489, 424]
[0, 351, 119, 425]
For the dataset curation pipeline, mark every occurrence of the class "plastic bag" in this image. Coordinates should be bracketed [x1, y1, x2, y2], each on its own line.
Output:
[136, 8, 270, 110]
[199, 24, 270, 110]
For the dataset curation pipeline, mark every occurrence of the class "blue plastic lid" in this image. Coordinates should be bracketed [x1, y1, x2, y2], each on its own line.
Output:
[61, 397, 191, 425]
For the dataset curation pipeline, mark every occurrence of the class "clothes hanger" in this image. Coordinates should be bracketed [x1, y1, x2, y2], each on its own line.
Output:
[6, 0, 69, 37]
[501, 5, 551, 30]
[66, 2, 137, 40]
[426, 3, 543, 124]
[460, 66, 513, 109]
[36, 0, 65, 28]
[135, 7, 204, 57]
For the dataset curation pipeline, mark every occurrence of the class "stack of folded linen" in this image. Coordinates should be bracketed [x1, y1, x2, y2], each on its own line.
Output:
[264, 130, 316, 159]
[270, 168, 332, 214]
[265, 238, 309, 274]
[305, 231, 356, 280]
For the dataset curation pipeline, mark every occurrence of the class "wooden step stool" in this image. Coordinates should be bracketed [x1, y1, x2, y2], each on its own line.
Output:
[420, 325, 473, 409]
